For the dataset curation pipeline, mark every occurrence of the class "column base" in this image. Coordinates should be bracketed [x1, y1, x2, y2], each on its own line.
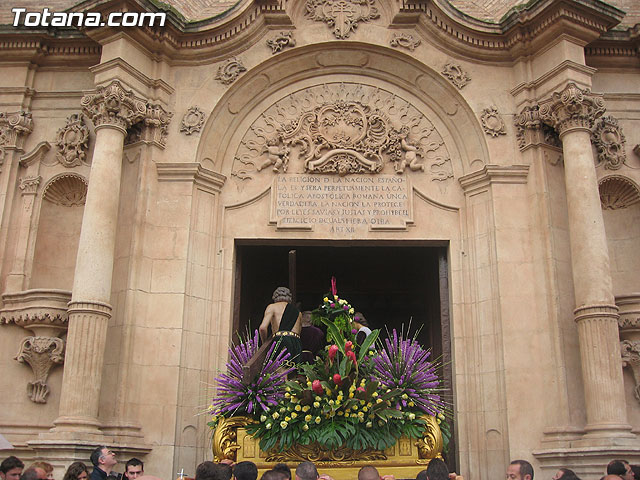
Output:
[49, 415, 103, 435]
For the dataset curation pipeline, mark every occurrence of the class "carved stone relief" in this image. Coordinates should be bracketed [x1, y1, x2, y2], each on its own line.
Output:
[0, 111, 33, 166]
[181, 106, 206, 135]
[43, 174, 88, 207]
[19, 175, 41, 195]
[81, 81, 147, 131]
[390, 33, 420, 51]
[305, 0, 379, 39]
[267, 31, 296, 53]
[55, 113, 89, 167]
[480, 106, 506, 137]
[15, 336, 65, 403]
[232, 83, 452, 184]
[514, 104, 562, 156]
[126, 103, 172, 147]
[539, 83, 605, 135]
[592, 115, 627, 170]
[441, 63, 470, 89]
[599, 176, 640, 210]
[216, 57, 247, 85]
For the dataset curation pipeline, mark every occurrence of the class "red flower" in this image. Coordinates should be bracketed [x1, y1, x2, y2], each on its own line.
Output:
[345, 341, 353, 352]
[328, 345, 339, 362]
[333, 374, 342, 386]
[357, 386, 365, 393]
[312, 379, 323, 395]
[347, 350, 357, 366]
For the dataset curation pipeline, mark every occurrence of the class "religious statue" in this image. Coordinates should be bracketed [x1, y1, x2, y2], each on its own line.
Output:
[257, 137, 289, 173]
[259, 286, 302, 362]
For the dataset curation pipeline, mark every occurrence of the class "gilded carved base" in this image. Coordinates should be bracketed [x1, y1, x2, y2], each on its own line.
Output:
[212, 415, 442, 480]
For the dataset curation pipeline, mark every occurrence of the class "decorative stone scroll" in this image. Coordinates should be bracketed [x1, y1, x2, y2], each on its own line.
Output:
[592, 115, 626, 170]
[305, 0, 379, 39]
[181, 106, 206, 135]
[480, 106, 506, 137]
[441, 63, 470, 89]
[81, 81, 147, 131]
[599, 176, 640, 210]
[216, 57, 247, 85]
[15, 336, 65, 403]
[232, 83, 452, 183]
[539, 82, 606, 135]
[55, 113, 89, 167]
[267, 31, 296, 53]
[390, 33, 420, 51]
[0, 111, 33, 166]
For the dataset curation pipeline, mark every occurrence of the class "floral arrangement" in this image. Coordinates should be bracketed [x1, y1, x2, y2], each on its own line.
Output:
[209, 293, 447, 455]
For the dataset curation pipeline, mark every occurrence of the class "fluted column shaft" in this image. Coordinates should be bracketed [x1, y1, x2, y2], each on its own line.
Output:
[53, 81, 146, 434]
[540, 83, 632, 439]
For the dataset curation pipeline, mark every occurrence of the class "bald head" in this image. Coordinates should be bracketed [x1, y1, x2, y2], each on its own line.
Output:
[358, 467, 379, 480]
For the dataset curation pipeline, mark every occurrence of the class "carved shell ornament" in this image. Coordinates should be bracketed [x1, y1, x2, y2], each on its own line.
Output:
[232, 84, 453, 182]
[599, 176, 640, 210]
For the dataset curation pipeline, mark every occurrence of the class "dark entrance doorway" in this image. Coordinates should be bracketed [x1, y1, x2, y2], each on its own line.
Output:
[232, 241, 454, 465]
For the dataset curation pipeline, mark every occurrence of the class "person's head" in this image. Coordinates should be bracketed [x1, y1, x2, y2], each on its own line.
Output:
[233, 462, 257, 480]
[425, 458, 449, 480]
[195, 462, 232, 480]
[29, 464, 53, 480]
[608, 461, 633, 480]
[294, 462, 318, 480]
[260, 472, 284, 480]
[507, 460, 534, 480]
[631, 466, 640, 480]
[272, 287, 292, 303]
[1, 457, 25, 480]
[358, 466, 379, 480]
[20, 470, 40, 480]
[125, 459, 144, 480]
[62, 462, 88, 480]
[353, 313, 369, 329]
[272, 465, 291, 480]
[416, 470, 428, 480]
[553, 469, 576, 480]
[89, 447, 117, 472]
[301, 312, 313, 327]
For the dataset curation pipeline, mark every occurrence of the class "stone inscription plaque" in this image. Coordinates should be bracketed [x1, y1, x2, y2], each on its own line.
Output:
[271, 175, 412, 233]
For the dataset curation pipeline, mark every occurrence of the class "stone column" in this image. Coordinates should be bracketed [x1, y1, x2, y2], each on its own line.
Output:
[52, 81, 146, 435]
[539, 83, 634, 441]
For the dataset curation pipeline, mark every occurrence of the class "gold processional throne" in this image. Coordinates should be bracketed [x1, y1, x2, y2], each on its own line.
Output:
[212, 414, 444, 480]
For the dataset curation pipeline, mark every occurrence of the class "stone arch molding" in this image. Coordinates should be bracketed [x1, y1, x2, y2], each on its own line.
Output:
[196, 43, 488, 195]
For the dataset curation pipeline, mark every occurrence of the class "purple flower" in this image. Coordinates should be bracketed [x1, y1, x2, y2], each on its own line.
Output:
[352, 328, 358, 334]
[343, 305, 349, 310]
[330, 303, 335, 308]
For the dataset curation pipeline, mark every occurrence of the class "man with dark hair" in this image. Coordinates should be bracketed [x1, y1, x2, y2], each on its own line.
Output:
[20, 470, 41, 480]
[89, 446, 117, 480]
[425, 458, 449, 480]
[272, 466, 290, 480]
[608, 460, 634, 480]
[416, 471, 427, 480]
[195, 463, 231, 480]
[261, 473, 284, 480]
[294, 462, 318, 480]
[232, 462, 257, 480]
[124, 460, 143, 480]
[507, 460, 534, 480]
[1, 457, 24, 480]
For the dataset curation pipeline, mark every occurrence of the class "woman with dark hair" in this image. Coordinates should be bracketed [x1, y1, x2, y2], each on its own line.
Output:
[353, 312, 371, 345]
[553, 468, 579, 480]
[62, 462, 88, 480]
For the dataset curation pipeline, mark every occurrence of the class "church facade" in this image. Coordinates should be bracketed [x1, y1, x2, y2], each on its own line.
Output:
[1, 0, 640, 479]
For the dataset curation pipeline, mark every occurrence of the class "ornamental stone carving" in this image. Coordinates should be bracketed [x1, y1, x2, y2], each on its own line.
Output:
[390, 33, 420, 51]
[81, 81, 147, 132]
[441, 63, 470, 89]
[15, 336, 65, 403]
[232, 83, 452, 182]
[539, 82, 606, 135]
[305, 0, 380, 39]
[592, 115, 626, 170]
[0, 111, 33, 165]
[216, 57, 247, 85]
[55, 113, 89, 167]
[181, 107, 206, 135]
[480, 106, 506, 137]
[599, 176, 640, 210]
[43, 174, 88, 207]
[514, 105, 562, 153]
[137, 103, 173, 147]
[621, 340, 640, 404]
[19, 175, 41, 195]
[267, 31, 296, 53]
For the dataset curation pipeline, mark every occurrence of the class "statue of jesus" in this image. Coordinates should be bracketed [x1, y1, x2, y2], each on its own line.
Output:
[259, 286, 302, 363]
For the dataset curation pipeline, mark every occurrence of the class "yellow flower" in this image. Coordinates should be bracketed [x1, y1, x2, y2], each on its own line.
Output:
[315, 416, 321, 424]
[337, 411, 344, 416]
[326, 388, 332, 397]
[302, 405, 310, 412]
[360, 400, 366, 405]
[366, 421, 372, 428]
[376, 398, 382, 404]
[368, 350, 374, 356]
[305, 415, 312, 422]
[313, 402, 320, 408]
[334, 295, 338, 300]
[335, 400, 341, 407]
[408, 413, 416, 420]
[303, 424, 309, 431]
[408, 401, 415, 407]
[372, 392, 378, 398]
[352, 405, 358, 410]
[367, 402, 372, 408]
[260, 415, 267, 422]
[344, 413, 350, 418]
[362, 406, 368, 412]
[285, 416, 291, 422]
[358, 411, 364, 418]
[284, 392, 291, 398]
[307, 381, 312, 387]
[339, 299, 346, 305]
[323, 297, 329, 303]
[315, 396, 321, 401]
[291, 412, 298, 419]
[285, 386, 291, 392]
[295, 405, 302, 411]
[349, 392, 354, 398]
[266, 423, 272, 429]
[272, 412, 279, 419]
[401, 393, 408, 400]
[280, 421, 288, 429]
[349, 384, 356, 392]
[329, 400, 334, 405]
[360, 379, 366, 387]
[349, 308, 355, 314]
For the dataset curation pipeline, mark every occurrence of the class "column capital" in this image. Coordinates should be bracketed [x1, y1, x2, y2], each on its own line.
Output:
[19, 175, 41, 195]
[0, 110, 34, 166]
[81, 81, 147, 133]
[539, 83, 606, 136]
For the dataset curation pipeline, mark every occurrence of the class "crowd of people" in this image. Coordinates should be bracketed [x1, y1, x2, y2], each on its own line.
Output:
[1, 449, 639, 480]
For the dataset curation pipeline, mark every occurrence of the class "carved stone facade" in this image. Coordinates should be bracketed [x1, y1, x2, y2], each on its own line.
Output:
[0, 111, 33, 165]
[55, 114, 89, 167]
[539, 83, 606, 135]
[81, 81, 147, 131]
[181, 107, 206, 135]
[267, 32, 296, 53]
[441, 63, 470, 89]
[216, 58, 247, 85]
[592, 115, 627, 170]
[480, 106, 506, 137]
[305, 0, 379, 38]
[390, 33, 421, 51]
[15, 336, 65, 403]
